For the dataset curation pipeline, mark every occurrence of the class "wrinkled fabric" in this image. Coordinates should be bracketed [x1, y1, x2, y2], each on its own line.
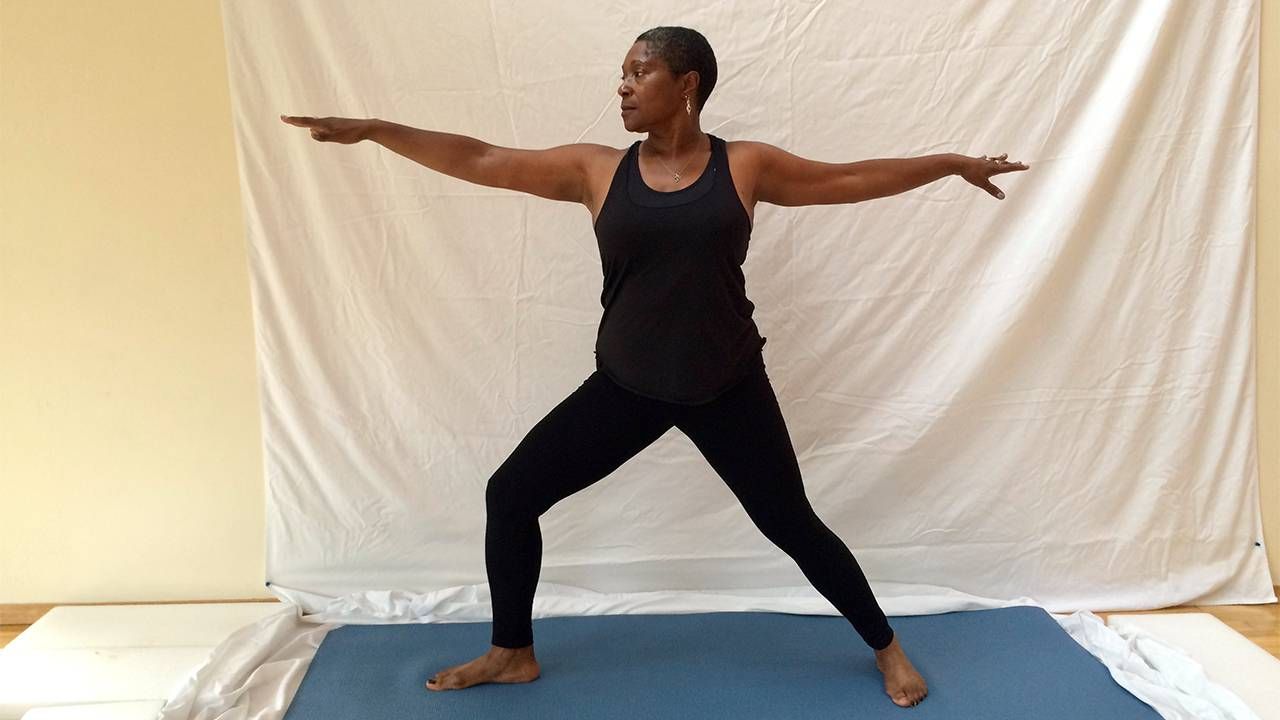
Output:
[157, 604, 337, 720]
[1055, 610, 1263, 720]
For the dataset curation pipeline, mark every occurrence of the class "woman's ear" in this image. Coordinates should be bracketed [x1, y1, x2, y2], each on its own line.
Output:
[683, 71, 700, 98]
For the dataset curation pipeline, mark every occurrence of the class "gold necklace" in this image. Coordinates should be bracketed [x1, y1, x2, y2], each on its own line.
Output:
[647, 136, 705, 184]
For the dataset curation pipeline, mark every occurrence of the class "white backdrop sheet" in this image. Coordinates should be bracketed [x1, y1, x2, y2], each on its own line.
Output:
[175, 0, 1274, 715]
[240, 0, 1271, 612]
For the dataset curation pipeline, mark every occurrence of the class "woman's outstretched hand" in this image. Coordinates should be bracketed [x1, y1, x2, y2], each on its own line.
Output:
[958, 153, 1029, 200]
[280, 115, 371, 144]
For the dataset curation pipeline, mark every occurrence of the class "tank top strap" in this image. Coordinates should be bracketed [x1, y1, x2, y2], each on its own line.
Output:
[704, 133, 729, 188]
[709, 133, 727, 169]
[711, 134, 738, 196]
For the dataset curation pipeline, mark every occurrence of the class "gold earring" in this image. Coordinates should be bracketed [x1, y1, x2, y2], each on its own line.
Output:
[685, 95, 692, 115]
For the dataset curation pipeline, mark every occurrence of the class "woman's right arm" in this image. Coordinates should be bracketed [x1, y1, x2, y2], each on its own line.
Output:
[281, 115, 601, 205]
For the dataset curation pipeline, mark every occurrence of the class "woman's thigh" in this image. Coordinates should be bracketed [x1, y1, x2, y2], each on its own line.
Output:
[675, 365, 815, 525]
[485, 370, 679, 518]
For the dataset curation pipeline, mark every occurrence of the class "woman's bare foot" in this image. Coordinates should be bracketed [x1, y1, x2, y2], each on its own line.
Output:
[425, 644, 541, 691]
[874, 634, 928, 707]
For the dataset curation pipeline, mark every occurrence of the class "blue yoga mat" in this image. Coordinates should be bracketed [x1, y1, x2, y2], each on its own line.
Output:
[283, 605, 1160, 718]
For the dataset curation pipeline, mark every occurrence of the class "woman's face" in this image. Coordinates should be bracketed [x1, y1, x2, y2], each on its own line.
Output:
[617, 41, 689, 131]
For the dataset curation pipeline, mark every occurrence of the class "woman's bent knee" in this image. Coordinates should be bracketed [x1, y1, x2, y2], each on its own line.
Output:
[485, 473, 546, 523]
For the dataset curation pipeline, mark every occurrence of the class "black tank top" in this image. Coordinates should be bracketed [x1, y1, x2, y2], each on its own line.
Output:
[592, 133, 767, 405]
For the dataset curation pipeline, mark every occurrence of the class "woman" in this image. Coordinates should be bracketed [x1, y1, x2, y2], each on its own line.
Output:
[282, 25, 1027, 708]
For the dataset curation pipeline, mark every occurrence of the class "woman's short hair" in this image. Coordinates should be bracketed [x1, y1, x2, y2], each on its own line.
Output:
[634, 26, 717, 112]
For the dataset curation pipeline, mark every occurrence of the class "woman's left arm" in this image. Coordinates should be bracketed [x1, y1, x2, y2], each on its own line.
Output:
[747, 142, 1029, 206]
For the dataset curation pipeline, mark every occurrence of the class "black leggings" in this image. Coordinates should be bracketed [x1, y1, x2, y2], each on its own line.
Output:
[484, 361, 895, 651]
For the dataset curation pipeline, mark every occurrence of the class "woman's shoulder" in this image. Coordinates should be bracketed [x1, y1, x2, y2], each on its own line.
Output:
[721, 139, 766, 184]
[723, 138, 769, 161]
[583, 143, 629, 172]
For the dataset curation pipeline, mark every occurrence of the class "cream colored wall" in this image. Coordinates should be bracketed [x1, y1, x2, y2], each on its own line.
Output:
[0, 1, 1276, 605]
[1257, 0, 1279, 586]
[0, 1, 269, 603]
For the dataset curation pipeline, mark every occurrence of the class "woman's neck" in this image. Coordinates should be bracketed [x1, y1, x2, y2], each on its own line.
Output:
[642, 124, 707, 159]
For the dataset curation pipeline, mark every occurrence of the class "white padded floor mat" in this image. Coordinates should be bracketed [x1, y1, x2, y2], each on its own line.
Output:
[1105, 612, 1280, 720]
[21, 702, 166, 720]
[0, 603, 284, 720]
[4, 603, 287, 652]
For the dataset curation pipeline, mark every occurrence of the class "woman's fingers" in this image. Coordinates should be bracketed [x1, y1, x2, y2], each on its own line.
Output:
[984, 153, 1030, 175]
[968, 152, 1030, 198]
[280, 115, 365, 144]
[281, 114, 329, 141]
